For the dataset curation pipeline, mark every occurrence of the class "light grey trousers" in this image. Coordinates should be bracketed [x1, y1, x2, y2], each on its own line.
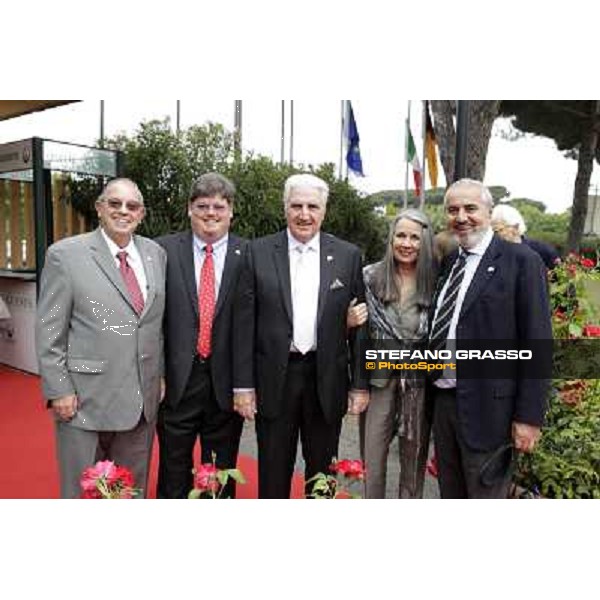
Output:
[54, 415, 155, 499]
[359, 378, 430, 499]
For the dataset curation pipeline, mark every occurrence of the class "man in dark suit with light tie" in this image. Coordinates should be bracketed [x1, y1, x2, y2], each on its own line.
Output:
[156, 173, 246, 498]
[429, 179, 552, 499]
[233, 173, 369, 499]
[36, 178, 167, 498]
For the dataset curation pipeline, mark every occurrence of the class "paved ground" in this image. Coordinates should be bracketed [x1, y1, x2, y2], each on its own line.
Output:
[239, 414, 440, 499]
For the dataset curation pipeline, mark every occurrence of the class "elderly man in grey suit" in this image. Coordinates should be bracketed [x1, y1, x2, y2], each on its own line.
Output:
[36, 178, 166, 498]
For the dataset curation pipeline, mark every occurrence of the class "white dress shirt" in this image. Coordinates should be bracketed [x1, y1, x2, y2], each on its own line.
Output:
[193, 233, 229, 299]
[288, 229, 320, 353]
[433, 227, 494, 388]
[100, 228, 148, 301]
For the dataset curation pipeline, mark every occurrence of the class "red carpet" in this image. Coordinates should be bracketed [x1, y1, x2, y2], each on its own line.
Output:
[0, 364, 305, 499]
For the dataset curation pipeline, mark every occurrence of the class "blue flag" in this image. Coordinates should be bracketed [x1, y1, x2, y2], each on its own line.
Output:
[345, 101, 364, 176]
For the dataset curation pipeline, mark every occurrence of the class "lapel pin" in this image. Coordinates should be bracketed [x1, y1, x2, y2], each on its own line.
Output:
[327, 255, 334, 262]
[487, 266, 495, 273]
[235, 249, 241, 255]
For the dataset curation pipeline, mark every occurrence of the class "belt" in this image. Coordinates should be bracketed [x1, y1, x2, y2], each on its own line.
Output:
[288, 351, 316, 363]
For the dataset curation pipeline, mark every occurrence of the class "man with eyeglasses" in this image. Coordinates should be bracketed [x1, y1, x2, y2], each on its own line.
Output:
[155, 173, 246, 498]
[36, 178, 167, 498]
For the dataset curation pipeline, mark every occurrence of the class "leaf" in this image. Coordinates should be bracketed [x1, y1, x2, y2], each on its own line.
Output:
[188, 489, 202, 500]
[226, 469, 246, 484]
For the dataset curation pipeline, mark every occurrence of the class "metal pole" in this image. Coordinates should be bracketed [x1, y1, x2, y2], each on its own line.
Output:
[234, 100, 242, 157]
[339, 100, 346, 179]
[176, 100, 181, 134]
[420, 100, 427, 209]
[404, 101, 410, 210]
[99, 100, 105, 148]
[280, 100, 285, 164]
[32, 138, 48, 289]
[289, 100, 294, 167]
[454, 100, 470, 181]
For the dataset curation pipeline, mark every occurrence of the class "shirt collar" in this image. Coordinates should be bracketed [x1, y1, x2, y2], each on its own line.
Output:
[287, 229, 320, 253]
[193, 232, 229, 254]
[100, 227, 137, 259]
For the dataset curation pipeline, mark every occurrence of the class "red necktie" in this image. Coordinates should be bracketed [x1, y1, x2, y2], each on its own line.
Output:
[117, 251, 145, 315]
[197, 244, 215, 358]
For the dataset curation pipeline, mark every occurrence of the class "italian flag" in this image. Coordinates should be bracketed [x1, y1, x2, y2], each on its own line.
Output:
[407, 126, 422, 198]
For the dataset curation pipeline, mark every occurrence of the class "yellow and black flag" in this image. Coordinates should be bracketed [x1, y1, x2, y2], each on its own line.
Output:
[425, 101, 439, 188]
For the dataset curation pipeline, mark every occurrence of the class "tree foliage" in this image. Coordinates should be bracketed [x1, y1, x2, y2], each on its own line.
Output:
[499, 101, 600, 252]
[103, 119, 387, 262]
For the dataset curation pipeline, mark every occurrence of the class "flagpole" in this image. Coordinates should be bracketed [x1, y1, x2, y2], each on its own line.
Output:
[289, 100, 294, 167]
[339, 100, 345, 180]
[99, 100, 105, 148]
[234, 100, 242, 158]
[420, 100, 427, 209]
[280, 100, 285, 164]
[404, 100, 410, 211]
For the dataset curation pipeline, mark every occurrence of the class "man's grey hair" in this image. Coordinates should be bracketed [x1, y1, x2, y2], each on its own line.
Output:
[283, 173, 329, 208]
[189, 172, 236, 204]
[491, 203, 527, 235]
[443, 178, 493, 210]
[98, 178, 144, 204]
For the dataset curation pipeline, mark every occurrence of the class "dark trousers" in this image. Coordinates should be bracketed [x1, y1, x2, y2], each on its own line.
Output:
[256, 354, 342, 499]
[433, 387, 512, 499]
[157, 358, 243, 499]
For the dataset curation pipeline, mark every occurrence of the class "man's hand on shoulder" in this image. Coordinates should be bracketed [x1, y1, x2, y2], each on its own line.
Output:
[233, 390, 257, 420]
[51, 395, 79, 421]
[512, 421, 541, 453]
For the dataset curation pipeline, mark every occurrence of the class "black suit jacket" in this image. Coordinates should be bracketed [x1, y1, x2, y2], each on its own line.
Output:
[431, 234, 552, 451]
[523, 236, 559, 271]
[156, 231, 248, 411]
[234, 230, 367, 424]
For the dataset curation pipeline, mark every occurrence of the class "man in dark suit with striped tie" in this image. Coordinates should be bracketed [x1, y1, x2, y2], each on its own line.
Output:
[429, 179, 552, 499]
[156, 173, 246, 498]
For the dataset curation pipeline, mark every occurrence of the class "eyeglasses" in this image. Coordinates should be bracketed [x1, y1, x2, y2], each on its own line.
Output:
[104, 199, 144, 213]
[190, 202, 230, 215]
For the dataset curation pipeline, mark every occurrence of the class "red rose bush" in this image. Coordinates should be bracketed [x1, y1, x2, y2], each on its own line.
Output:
[80, 460, 140, 499]
[188, 453, 246, 499]
[306, 458, 366, 499]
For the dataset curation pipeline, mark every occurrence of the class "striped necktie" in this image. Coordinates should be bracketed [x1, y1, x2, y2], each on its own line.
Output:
[429, 250, 469, 351]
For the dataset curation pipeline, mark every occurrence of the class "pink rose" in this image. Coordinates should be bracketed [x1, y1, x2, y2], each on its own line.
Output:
[194, 463, 220, 493]
[113, 466, 135, 488]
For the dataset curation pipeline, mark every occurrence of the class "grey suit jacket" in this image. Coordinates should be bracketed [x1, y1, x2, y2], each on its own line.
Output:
[36, 228, 167, 431]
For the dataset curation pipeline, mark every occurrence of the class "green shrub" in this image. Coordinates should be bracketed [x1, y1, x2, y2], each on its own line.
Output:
[515, 255, 600, 498]
[103, 119, 387, 262]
